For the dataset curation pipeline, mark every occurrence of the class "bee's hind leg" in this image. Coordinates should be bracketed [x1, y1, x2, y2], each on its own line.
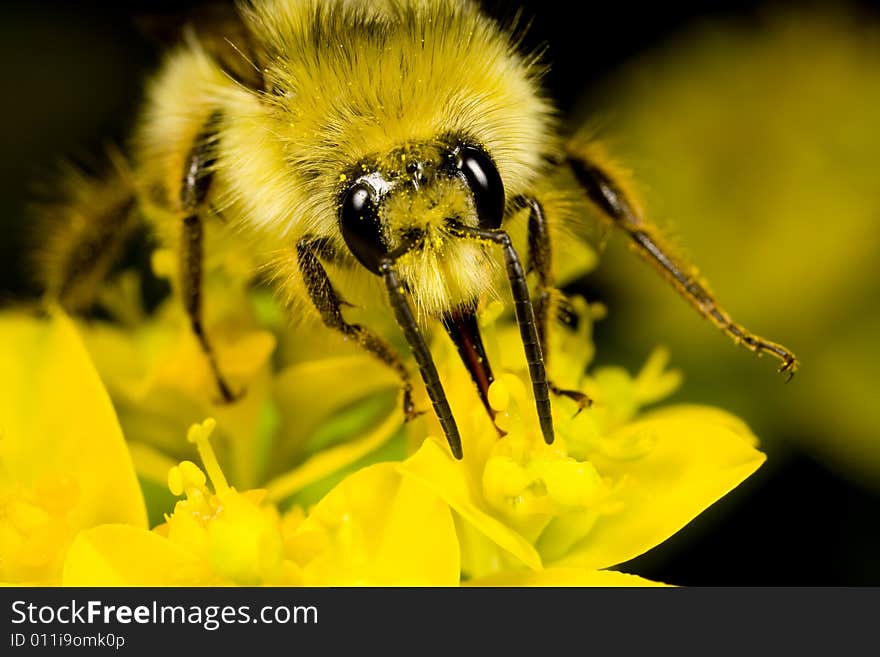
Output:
[179, 112, 239, 403]
[296, 236, 421, 422]
[33, 151, 140, 314]
[518, 195, 593, 413]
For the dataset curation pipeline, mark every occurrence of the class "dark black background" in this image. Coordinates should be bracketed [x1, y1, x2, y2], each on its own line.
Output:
[0, 0, 877, 585]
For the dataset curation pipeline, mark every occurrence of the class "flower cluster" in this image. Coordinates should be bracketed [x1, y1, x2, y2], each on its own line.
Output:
[0, 283, 765, 585]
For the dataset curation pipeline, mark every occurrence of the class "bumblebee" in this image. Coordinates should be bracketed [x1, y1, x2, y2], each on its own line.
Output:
[37, 0, 798, 459]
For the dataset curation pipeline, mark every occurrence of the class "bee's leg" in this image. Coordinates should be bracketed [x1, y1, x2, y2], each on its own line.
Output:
[380, 258, 462, 459]
[519, 195, 592, 413]
[444, 221, 554, 446]
[296, 237, 422, 424]
[33, 152, 140, 314]
[565, 144, 799, 379]
[179, 112, 238, 403]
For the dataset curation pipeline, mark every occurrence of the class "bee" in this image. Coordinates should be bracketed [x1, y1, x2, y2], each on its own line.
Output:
[36, 0, 798, 460]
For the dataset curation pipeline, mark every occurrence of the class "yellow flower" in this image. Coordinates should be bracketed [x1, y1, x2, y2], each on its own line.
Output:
[0, 311, 146, 584]
[76, 259, 404, 509]
[398, 298, 765, 582]
[78, 273, 278, 491]
[4, 272, 765, 586]
[2, 310, 455, 586]
[64, 418, 459, 586]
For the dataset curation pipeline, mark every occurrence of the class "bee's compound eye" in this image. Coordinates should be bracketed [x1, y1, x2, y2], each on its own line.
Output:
[339, 183, 387, 275]
[455, 146, 505, 229]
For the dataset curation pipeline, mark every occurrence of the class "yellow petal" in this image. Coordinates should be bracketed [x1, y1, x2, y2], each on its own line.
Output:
[467, 567, 668, 587]
[62, 525, 214, 586]
[399, 439, 542, 571]
[0, 311, 146, 531]
[290, 462, 459, 585]
[272, 354, 399, 463]
[127, 441, 178, 488]
[265, 406, 404, 503]
[80, 313, 277, 488]
[210, 370, 274, 489]
[634, 347, 683, 405]
[141, 318, 274, 403]
[549, 405, 765, 570]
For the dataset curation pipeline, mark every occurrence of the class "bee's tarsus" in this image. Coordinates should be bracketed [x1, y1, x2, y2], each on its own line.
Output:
[381, 258, 463, 459]
[779, 355, 799, 382]
[218, 380, 234, 404]
[445, 221, 555, 446]
[720, 316, 799, 380]
[521, 195, 593, 420]
[549, 383, 593, 415]
[215, 383, 245, 405]
[402, 387, 427, 422]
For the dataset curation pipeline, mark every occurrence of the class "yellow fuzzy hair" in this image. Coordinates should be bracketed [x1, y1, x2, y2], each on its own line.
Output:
[131, 0, 559, 321]
[31, 151, 139, 312]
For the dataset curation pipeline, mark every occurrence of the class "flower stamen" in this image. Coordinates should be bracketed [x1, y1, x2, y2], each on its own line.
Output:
[186, 418, 228, 495]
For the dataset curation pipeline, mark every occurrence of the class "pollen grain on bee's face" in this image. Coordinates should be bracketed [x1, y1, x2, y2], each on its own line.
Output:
[381, 175, 474, 247]
[372, 171, 494, 317]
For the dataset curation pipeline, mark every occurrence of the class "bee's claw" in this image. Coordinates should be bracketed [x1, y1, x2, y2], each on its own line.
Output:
[216, 382, 246, 405]
[550, 383, 593, 417]
[778, 355, 799, 383]
[404, 407, 427, 422]
[403, 388, 426, 422]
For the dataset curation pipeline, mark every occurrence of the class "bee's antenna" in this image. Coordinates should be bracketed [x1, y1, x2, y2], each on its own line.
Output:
[445, 221, 555, 446]
[380, 257, 463, 460]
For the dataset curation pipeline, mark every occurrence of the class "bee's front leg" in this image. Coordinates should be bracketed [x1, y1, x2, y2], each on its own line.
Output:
[295, 236, 422, 423]
[517, 195, 592, 413]
[179, 112, 239, 403]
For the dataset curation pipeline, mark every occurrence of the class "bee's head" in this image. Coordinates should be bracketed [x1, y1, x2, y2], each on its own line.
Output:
[337, 138, 504, 276]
